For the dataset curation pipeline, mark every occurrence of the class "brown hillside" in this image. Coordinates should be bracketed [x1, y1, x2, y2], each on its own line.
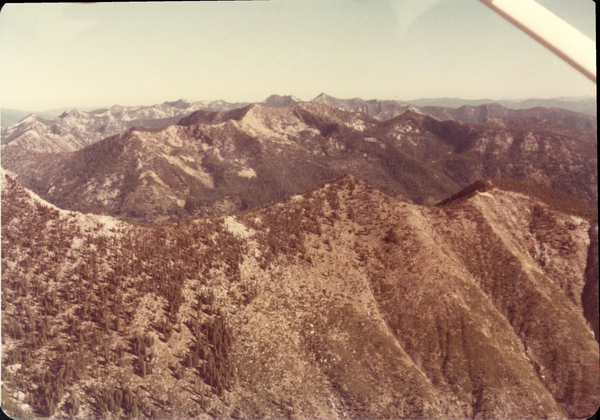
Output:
[2, 172, 598, 419]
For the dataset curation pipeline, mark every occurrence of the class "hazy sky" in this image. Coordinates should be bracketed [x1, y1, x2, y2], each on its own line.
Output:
[0, 0, 595, 111]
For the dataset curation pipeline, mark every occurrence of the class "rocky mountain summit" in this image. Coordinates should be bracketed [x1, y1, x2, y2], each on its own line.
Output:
[1, 170, 598, 419]
[2, 103, 596, 224]
[260, 95, 302, 108]
[310, 93, 419, 121]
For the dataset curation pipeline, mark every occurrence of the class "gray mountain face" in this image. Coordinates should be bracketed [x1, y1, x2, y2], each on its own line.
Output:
[2, 103, 596, 225]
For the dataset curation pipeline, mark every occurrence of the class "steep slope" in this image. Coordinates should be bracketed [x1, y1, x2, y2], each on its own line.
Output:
[2, 172, 598, 419]
[582, 223, 599, 342]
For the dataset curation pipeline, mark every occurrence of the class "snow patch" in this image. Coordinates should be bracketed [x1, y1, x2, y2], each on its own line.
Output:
[237, 168, 257, 178]
[160, 154, 214, 188]
[5, 364, 21, 373]
[180, 155, 195, 162]
[350, 120, 366, 131]
[521, 133, 539, 152]
[224, 216, 254, 238]
[139, 170, 168, 188]
[95, 214, 121, 231]
[239, 109, 275, 138]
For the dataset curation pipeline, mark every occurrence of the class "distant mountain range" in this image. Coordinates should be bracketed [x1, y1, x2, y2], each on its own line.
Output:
[261, 94, 302, 108]
[3, 102, 596, 224]
[2, 93, 595, 126]
[311, 93, 597, 131]
[2, 94, 595, 156]
[0, 100, 251, 128]
[0, 99, 250, 152]
[400, 96, 597, 117]
[1, 106, 104, 127]
[3, 94, 594, 125]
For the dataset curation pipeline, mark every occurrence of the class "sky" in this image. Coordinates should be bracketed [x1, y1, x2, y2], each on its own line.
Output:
[0, 0, 595, 112]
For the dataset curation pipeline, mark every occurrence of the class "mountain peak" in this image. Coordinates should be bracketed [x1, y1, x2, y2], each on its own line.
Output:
[177, 104, 254, 126]
[163, 99, 192, 109]
[260, 95, 301, 108]
[58, 109, 89, 119]
[313, 92, 331, 101]
[19, 113, 41, 124]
